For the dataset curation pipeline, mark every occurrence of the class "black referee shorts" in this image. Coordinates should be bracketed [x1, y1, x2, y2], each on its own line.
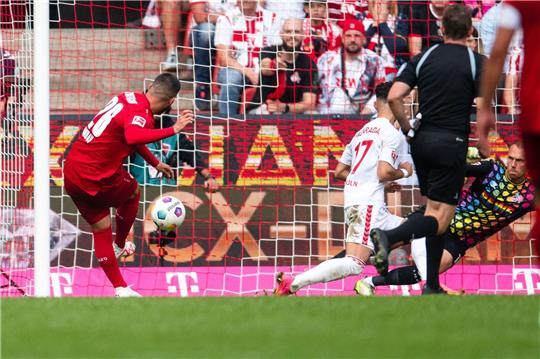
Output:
[411, 130, 468, 205]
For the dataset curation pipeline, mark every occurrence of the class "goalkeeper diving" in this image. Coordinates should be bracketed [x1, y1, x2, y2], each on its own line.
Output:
[355, 141, 535, 295]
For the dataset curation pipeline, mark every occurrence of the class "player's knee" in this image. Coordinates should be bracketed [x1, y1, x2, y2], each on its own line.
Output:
[128, 186, 140, 200]
[439, 250, 454, 272]
[345, 255, 365, 275]
[91, 216, 111, 232]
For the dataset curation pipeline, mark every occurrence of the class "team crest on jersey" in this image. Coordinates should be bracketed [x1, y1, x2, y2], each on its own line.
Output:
[131, 115, 146, 128]
[511, 193, 523, 203]
[125, 92, 138, 104]
[391, 150, 398, 163]
[290, 72, 301, 84]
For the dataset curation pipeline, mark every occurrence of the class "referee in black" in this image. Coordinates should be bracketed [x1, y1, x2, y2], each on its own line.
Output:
[369, 4, 485, 294]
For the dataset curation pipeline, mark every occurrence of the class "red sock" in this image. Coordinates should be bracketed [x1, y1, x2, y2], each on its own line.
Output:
[115, 190, 140, 248]
[93, 226, 127, 288]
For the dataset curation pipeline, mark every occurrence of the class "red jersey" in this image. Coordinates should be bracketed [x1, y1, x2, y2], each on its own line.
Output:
[65, 92, 174, 195]
[302, 19, 341, 62]
[506, 1, 540, 134]
[328, 0, 367, 23]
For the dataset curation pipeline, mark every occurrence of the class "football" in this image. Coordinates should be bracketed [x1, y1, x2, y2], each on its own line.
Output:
[150, 195, 186, 231]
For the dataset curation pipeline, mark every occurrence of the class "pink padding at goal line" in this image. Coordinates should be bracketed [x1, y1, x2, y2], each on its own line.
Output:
[4, 265, 540, 297]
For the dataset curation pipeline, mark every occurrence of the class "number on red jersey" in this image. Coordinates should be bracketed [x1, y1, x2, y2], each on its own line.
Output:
[82, 96, 124, 143]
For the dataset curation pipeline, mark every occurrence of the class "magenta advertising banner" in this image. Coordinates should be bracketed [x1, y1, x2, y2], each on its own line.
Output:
[4, 265, 538, 297]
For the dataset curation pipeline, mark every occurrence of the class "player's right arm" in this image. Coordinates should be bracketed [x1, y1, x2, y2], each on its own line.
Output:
[124, 110, 194, 145]
[377, 129, 412, 182]
[378, 161, 412, 182]
[477, 4, 519, 157]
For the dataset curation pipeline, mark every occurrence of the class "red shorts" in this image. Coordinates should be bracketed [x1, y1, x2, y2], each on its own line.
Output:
[64, 168, 139, 225]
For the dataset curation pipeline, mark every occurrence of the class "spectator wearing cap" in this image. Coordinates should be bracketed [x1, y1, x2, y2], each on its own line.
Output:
[214, 0, 282, 116]
[363, 0, 409, 80]
[302, 0, 342, 62]
[248, 18, 319, 114]
[317, 19, 385, 115]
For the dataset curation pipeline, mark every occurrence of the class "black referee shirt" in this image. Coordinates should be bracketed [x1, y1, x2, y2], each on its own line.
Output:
[395, 43, 485, 135]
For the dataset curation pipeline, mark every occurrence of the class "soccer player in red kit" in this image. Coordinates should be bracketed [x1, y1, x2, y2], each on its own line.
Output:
[476, 1, 540, 257]
[64, 73, 194, 297]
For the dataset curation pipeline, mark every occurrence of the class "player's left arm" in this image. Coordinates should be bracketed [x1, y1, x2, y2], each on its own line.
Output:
[135, 145, 174, 179]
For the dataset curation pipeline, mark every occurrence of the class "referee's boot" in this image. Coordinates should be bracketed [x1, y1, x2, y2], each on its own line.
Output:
[421, 285, 447, 295]
[370, 228, 390, 275]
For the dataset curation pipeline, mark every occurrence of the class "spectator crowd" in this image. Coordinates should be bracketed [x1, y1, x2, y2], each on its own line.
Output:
[151, 0, 521, 117]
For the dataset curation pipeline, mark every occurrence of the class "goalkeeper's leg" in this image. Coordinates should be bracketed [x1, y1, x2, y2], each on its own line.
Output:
[361, 237, 461, 291]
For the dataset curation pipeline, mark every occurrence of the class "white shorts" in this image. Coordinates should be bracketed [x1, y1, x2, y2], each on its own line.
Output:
[344, 205, 403, 251]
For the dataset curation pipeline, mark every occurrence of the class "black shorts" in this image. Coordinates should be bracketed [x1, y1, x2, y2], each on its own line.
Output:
[444, 233, 468, 263]
[411, 130, 468, 205]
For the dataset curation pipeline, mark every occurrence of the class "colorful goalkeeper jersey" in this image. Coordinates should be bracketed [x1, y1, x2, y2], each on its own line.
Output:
[449, 159, 535, 249]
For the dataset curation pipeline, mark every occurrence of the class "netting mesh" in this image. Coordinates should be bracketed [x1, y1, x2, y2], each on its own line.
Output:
[0, 0, 537, 297]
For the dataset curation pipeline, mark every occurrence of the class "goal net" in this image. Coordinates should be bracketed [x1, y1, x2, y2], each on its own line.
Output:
[0, 0, 537, 297]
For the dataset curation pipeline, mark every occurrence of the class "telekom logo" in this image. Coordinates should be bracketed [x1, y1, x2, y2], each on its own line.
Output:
[513, 268, 540, 295]
[166, 272, 200, 297]
[50, 273, 73, 297]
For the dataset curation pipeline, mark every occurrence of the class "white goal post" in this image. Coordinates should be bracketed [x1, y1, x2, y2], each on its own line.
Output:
[33, 0, 50, 297]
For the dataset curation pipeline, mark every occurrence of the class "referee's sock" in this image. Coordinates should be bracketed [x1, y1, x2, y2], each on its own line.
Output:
[385, 215, 438, 245]
[371, 265, 422, 286]
[425, 233, 445, 289]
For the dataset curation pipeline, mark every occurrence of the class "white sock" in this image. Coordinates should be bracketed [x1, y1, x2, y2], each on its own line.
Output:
[291, 256, 365, 292]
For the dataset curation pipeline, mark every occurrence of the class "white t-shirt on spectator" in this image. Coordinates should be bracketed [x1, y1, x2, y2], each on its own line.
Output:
[363, 15, 399, 71]
[339, 117, 402, 207]
[214, 7, 282, 70]
[317, 49, 385, 114]
[265, 0, 305, 19]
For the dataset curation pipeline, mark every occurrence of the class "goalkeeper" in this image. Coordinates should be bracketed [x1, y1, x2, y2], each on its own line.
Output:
[355, 142, 535, 295]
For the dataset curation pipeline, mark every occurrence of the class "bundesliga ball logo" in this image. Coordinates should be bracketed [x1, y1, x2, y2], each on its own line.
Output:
[151, 195, 186, 231]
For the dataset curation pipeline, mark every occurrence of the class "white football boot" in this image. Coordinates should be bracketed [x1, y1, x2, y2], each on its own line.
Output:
[115, 285, 142, 297]
[113, 241, 136, 259]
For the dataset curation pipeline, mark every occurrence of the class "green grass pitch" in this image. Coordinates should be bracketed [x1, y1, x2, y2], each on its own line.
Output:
[1, 296, 538, 358]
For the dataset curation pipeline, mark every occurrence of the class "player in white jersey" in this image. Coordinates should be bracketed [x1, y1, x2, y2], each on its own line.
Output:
[274, 82, 413, 295]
